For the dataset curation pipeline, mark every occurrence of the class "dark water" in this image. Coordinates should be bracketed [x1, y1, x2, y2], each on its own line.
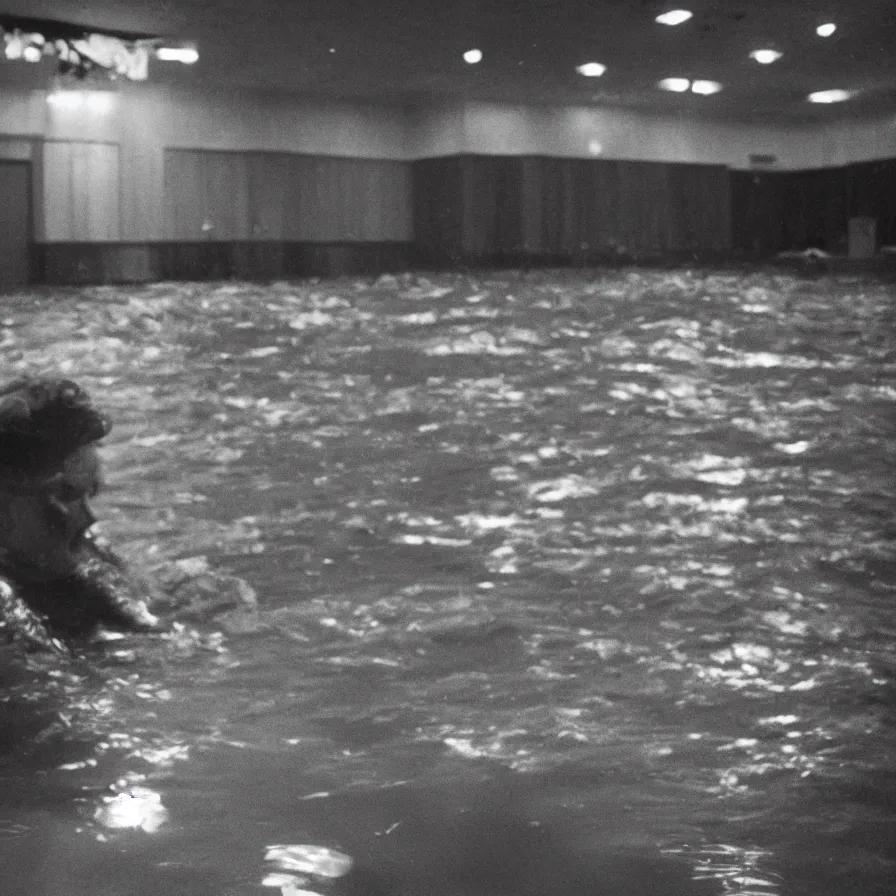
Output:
[1, 269, 894, 896]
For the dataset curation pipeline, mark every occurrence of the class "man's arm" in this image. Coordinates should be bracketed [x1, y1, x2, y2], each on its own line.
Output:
[0, 578, 67, 653]
[71, 535, 161, 632]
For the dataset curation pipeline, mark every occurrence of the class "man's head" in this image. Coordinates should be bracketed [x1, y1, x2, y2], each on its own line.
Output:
[0, 378, 110, 581]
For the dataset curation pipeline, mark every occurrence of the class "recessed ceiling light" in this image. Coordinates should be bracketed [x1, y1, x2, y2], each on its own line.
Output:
[659, 77, 690, 92]
[750, 49, 782, 64]
[691, 80, 722, 95]
[587, 139, 603, 156]
[463, 49, 483, 64]
[808, 88, 852, 103]
[655, 9, 693, 26]
[816, 23, 836, 37]
[156, 46, 199, 64]
[576, 62, 606, 77]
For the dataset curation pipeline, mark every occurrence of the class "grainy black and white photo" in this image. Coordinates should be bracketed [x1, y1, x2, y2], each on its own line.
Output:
[1, 3, 894, 895]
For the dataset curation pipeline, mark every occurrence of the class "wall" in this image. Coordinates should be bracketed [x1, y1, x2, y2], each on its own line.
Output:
[415, 155, 731, 263]
[730, 168, 848, 255]
[411, 102, 896, 171]
[0, 136, 34, 161]
[460, 104, 809, 169]
[0, 160, 31, 289]
[0, 84, 414, 243]
[404, 103, 467, 158]
[41, 140, 121, 241]
[812, 114, 896, 167]
[2, 84, 413, 154]
[848, 157, 896, 240]
[163, 149, 411, 242]
[731, 158, 896, 255]
[4, 83, 893, 245]
[409, 103, 896, 261]
[1, 79, 895, 281]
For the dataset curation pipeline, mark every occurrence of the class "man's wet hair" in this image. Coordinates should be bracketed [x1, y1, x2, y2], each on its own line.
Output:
[0, 377, 111, 476]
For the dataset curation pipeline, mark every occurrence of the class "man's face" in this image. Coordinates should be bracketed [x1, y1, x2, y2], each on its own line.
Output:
[0, 446, 102, 581]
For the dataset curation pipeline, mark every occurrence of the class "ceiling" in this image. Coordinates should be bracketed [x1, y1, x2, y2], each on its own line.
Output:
[2, 0, 895, 122]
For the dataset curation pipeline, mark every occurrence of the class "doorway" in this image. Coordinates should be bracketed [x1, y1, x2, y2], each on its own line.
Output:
[0, 161, 32, 291]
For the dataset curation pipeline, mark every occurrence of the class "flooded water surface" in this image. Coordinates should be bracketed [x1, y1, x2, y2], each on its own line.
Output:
[1, 269, 895, 895]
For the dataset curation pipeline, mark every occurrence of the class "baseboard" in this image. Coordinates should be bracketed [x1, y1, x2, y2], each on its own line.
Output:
[416, 248, 736, 270]
[31, 241, 418, 285]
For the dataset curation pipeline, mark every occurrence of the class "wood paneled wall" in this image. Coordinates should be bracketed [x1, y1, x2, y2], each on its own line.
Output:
[35, 127, 895, 264]
[414, 155, 731, 262]
[0, 161, 31, 289]
[164, 150, 413, 242]
[730, 169, 848, 255]
[848, 158, 896, 245]
[731, 160, 896, 255]
[730, 171, 778, 256]
[413, 156, 465, 259]
[42, 141, 120, 241]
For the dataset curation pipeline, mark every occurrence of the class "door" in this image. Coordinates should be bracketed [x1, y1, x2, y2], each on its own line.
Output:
[0, 161, 31, 291]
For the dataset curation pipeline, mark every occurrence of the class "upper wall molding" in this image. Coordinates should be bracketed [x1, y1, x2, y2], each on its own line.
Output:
[1, 84, 894, 170]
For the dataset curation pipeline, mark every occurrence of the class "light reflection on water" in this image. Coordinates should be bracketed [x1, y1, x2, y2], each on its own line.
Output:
[1, 269, 895, 895]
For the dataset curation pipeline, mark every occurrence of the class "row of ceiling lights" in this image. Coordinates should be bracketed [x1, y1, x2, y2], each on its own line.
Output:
[656, 8, 836, 36]
[462, 9, 848, 103]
